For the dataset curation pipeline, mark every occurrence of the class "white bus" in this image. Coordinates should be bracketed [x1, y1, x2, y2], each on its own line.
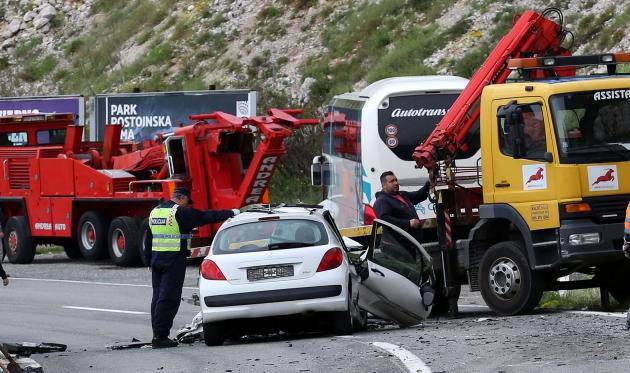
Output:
[312, 76, 480, 232]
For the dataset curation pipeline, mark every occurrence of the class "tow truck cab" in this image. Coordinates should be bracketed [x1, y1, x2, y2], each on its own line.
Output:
[468, 55, 630, 314]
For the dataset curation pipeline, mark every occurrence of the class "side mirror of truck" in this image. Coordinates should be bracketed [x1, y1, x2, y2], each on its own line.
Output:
[497, 101, 526, 159]
[311, 156, 331, 186]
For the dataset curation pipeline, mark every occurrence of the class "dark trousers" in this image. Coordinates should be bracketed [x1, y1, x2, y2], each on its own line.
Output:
[151, 253, 186, 338]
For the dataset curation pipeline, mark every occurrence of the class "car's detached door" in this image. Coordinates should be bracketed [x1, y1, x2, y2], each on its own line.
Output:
[358, 219, 433, 327]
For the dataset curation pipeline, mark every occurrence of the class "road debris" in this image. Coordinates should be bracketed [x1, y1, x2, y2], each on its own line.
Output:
[1, 343, 43, 373]
[107, 338, 151, 350]
[475, 317, 496, 322]
[2, 343, 66, 357]
[176, 312, 204, 344]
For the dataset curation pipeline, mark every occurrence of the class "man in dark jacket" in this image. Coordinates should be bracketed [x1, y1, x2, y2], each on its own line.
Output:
[146, 187, 238, 348]
[373, 171, 430, 242]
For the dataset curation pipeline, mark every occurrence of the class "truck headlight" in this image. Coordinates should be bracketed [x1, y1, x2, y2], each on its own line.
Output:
[568, 233, 600, 246]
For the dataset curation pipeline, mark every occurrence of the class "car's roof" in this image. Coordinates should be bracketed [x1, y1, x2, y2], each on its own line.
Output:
[220, 206, 328, 230]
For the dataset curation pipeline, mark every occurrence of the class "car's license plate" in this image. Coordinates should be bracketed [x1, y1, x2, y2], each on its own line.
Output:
[247, 265, 294, 281]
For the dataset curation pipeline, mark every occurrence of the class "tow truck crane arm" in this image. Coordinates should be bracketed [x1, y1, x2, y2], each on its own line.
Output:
[185, 109, 319, 207]
[413, 9, 573, 171]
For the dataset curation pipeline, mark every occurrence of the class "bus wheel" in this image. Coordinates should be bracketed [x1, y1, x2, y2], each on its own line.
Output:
[5, 216, 36, 264]
[108, 217, 141, 267]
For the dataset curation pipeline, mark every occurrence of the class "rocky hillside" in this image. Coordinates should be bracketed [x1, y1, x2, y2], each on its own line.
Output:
[1, 0, 629, 200]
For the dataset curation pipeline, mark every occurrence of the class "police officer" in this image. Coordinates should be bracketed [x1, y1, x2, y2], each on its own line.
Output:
[147, 187, 238, 348]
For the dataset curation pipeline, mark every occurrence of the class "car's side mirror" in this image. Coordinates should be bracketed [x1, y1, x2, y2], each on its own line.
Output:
[310, 156, 331, 186]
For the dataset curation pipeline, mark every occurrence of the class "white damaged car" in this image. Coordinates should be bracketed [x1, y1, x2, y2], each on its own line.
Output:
[198, 206, 434, 345]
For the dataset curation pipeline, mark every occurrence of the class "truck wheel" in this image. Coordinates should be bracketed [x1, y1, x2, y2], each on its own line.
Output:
[479, 241, 543, 316]
[77, 211, 109, 260]
[108, 217, 141, 267]
[63, 240, 83, 259]
[202, 322, 225, 346]
[138, 218, 151, 267]
[4, 216, 36, 264]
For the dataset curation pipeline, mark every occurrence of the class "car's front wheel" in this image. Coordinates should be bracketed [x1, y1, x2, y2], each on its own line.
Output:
[202, 322, 225, 346]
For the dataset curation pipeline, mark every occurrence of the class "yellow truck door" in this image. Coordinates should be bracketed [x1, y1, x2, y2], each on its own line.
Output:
[489, 98, 559, 229]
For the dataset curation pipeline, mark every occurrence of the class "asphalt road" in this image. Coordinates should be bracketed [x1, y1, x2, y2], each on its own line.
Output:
[1, 252, 629, 373]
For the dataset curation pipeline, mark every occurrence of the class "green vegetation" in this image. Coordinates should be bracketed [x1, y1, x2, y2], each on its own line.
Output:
[210, 13, 227, 28]
[540, 289, 625, 311]
[576, 6, 615, 46]
[91, 0, 128, 14]
[15, 36, 42, 58]
[58, 0, 178, 94]
[596, 5, 630, 49]
[19, 54, 57, 82]
[257, 6, 283, 21]
[280, 0, 318, 10]
[0, 57, 9, 71]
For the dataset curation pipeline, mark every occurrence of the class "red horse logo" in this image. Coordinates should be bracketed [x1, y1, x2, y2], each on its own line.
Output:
[526, 167, 544, 184]
[592, 169, 615, 185]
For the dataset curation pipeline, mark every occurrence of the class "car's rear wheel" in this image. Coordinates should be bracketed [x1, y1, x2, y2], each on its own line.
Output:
[331, 285, 354, 335]
[203, 322, 225, 346]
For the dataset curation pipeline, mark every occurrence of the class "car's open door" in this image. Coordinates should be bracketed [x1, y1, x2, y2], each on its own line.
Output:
[358, 219, 434, 327]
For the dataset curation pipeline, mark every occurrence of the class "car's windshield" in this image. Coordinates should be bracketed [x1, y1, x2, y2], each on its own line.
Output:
[213, 218, 329, 255]
[550, 89, 630, 163]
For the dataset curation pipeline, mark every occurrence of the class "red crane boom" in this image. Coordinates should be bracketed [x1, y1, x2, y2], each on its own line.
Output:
[413, 9, 572, 170]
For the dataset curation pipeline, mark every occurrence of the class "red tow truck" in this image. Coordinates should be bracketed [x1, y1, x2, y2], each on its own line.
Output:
[0, 109, 316, 266]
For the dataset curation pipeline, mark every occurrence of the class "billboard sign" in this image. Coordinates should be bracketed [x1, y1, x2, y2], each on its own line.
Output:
[0, 96, 84, 124]
[90, 90, 257, 142]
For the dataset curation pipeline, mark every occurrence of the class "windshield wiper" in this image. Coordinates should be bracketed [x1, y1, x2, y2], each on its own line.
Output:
[268, 242, 314, 250]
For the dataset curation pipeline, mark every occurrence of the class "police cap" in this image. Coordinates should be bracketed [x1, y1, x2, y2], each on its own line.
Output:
[173, 187, 193, 204]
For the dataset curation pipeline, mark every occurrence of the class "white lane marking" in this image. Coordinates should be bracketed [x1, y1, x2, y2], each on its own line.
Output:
[11, 277, 196, 290]
[370, 342, 432, 373]
[568, 310, 627, 319]
[63, 306, 149, 315]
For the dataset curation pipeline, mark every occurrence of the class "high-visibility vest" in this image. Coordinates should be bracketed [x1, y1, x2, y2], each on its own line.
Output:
[148, 205, 192, 252]
[625, 202, 630, 235]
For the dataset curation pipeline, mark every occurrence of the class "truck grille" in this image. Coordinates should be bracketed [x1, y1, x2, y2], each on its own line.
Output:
[583, 195, 630, 223]
[8, 159, 30, 189]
